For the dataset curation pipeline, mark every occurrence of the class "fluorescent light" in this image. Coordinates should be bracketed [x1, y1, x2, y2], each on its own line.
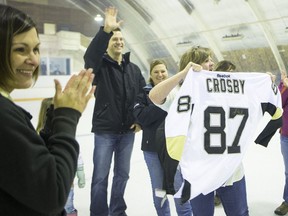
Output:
[176, 40, 193, 47]
[94, 14, 103, 22]
[222, 33, 244, 41]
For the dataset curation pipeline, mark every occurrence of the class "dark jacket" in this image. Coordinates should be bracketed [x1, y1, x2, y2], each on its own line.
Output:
[134, 85, 179, 195]
[0, 95, 80, 216]
[133, 84, 167, 152]
[84, 27, 146, 134]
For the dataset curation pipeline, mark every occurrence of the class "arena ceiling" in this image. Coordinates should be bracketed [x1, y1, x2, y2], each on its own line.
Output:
[5, 0, 288, 75]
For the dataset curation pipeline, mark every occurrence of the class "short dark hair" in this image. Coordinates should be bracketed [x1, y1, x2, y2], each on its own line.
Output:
[214, 60, 236, 72]
[0, 4, 39, 91]
[113, 27, 121, 32]
[148, 59, 168, 85]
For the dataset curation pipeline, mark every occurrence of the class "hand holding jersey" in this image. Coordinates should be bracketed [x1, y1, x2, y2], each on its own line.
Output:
[149, 62, 202, 105]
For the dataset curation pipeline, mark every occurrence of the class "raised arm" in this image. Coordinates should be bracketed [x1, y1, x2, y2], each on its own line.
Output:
[83, 7, 123, 73]
[149, 62, 201, 105]
[103, 7, 123, 33]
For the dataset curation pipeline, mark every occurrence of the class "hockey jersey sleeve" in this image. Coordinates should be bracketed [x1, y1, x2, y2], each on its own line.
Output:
[162, 71, 194, 195]
[254, 102, 282, 146]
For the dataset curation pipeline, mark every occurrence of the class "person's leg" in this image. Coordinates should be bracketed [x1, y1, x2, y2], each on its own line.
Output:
[90, 133, 114, 216]
[217, 177, 249, 216]
[281, 135, 288, 202]
[144, 151, 171, 216]
[109, 133, 135, 216]
[275, 135, 288, 215]
[190, 191, 214, 216]
[65, 186, 76, 214]
[173, 167, 192, 216]
[214, 190, 222, 206]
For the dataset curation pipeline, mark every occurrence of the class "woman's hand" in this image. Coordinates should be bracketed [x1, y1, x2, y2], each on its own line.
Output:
[53, 68, 96, 113]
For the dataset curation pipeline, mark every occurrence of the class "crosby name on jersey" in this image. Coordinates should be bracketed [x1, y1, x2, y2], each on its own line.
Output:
[163, 69, 282, 202]
[206, 74, 245, 94]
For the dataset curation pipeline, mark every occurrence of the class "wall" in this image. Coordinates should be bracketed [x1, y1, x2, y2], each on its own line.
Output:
[222, 45, 288, 74]
[7, 0, 100, 37]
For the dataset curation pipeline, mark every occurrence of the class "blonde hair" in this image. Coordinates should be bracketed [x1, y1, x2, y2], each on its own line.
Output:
[36, 97, 53, 133]
[179, 46, 212, 71]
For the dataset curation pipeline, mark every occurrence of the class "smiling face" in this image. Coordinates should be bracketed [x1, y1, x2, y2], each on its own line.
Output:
[150, 64, 168, 86]
[10, 27, 40, 91]
[107, 30, 124, 59]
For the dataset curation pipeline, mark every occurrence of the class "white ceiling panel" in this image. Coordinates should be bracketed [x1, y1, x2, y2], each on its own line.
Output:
[8, 0, 288, 74]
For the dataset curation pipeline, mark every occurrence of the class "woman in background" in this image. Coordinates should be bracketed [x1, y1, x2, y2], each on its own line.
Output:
[134, 59, 192, 215]
[214, 60, 236, 72]
[37, 98, 86, 216]
[274, 71, 288, 216]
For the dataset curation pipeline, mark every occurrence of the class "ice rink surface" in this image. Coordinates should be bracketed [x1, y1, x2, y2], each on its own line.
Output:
[15, 95, 284, 216]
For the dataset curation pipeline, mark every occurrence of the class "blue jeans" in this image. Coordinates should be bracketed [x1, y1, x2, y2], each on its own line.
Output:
[280, 135, 288, 202]
[144, 151, 192, 216]
[65, 186, 76, 213]
[190, 177, 249, 216]
[90, 132, 135, 216]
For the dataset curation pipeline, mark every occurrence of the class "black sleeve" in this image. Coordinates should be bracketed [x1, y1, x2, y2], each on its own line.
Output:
[255, 102, 282, 147]
[159, 139, 179, 195]
[83, 27, 112, 77]
[255, 118, 282, 147]
[133, 89, 167, 128]
[0, 98, 81, 214]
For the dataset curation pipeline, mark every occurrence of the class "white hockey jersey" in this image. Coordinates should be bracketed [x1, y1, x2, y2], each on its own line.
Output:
[164, 69, 282, 201]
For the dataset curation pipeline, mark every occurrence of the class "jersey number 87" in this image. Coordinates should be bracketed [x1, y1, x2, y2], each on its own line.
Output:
[177, 95, 249, 154]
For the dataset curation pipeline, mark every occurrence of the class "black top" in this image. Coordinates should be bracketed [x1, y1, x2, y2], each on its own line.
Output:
[134, 84, 168, 152]
[0, 95, 81, 215]
[84, 27, 146, 134]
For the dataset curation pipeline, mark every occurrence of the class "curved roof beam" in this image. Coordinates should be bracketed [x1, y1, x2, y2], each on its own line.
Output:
[117, 1, 156, 72]
[148, 22, 181, 63]
[124, 0, 180, 63]
[178, 0, 223, 61]
[246, 0, 286, 72]
[64, 0, 94, 16]
[64, 0, 149, 72]
[189, 10, 224, 61]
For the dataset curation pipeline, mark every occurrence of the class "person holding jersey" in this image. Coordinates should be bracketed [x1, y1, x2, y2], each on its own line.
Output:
[149, 47, 250, 216]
